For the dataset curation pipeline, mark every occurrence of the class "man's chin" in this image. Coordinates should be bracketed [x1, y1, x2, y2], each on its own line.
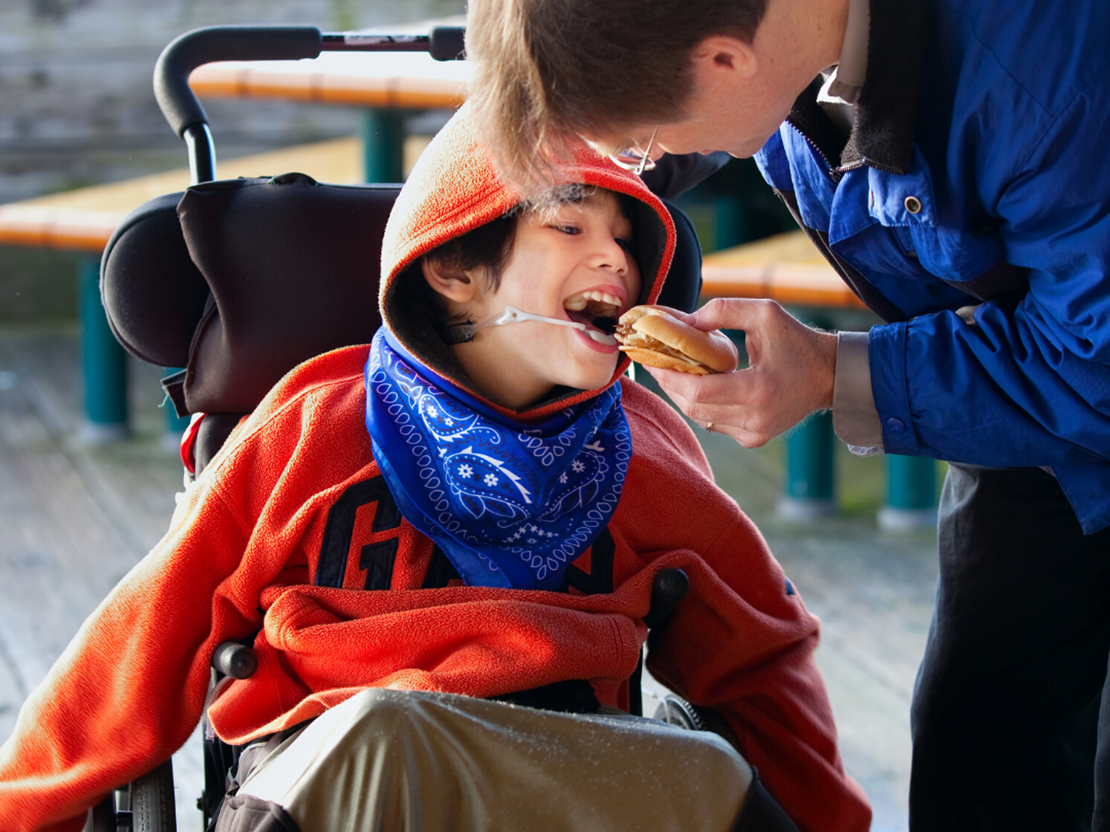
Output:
[730, 134, 778, 159]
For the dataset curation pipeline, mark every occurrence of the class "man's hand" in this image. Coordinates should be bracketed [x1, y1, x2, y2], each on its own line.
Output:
[643, 298, 838, 447]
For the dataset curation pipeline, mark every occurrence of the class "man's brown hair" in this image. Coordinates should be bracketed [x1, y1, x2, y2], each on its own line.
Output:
[466, 0, 767, 195]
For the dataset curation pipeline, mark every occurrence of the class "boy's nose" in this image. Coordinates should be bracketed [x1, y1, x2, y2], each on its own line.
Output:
[591, 237, 629, 274]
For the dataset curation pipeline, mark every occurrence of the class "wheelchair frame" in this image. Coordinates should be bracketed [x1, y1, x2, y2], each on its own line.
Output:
[86, 23, 705, 832]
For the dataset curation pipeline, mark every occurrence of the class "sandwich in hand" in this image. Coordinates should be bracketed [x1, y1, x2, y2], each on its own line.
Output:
[614, 305, 739, 375]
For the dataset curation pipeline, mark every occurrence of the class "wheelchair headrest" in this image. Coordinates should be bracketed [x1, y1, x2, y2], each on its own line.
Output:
[101, 173, 703, 419]
[103, 174, 398, 415]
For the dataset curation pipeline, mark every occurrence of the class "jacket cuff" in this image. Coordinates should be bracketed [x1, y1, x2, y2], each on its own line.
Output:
[832, 331, 883, 453]
[868, 322, 919, 454]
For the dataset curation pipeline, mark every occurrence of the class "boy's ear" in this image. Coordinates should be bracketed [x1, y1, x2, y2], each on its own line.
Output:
[421, 258, 480, 304]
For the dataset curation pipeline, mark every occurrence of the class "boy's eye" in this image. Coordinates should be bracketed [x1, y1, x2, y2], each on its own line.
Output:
[546, 219, 581, 236]
[616, 237, 634, 251]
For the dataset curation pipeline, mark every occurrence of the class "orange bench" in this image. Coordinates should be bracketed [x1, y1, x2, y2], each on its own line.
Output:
[701, 230, 865, 309]
[0, 136, 365, 253]
[0, 138, 367, 441]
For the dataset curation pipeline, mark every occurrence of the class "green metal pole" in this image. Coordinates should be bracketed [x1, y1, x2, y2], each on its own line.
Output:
[361, 109, 406, 183]
[777, 313, 836, 520]
[79, 256, 129, 442]
[878, 454, 938, 529]
[778, 409, 837, 520]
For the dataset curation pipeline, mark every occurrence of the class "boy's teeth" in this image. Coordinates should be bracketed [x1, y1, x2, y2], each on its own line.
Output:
[563, 290, 622, 312]
[564, 295, 588, 311]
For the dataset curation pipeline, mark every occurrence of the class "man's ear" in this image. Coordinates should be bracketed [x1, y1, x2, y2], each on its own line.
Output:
[690, 35, 758, 81]
[421, 257, 480, 304]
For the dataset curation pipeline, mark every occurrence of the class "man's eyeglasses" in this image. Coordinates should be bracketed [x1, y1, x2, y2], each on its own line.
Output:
[609, 126, 659, 176]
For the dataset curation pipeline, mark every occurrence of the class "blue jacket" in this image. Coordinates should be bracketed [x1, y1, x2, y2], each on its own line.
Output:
[754, 0, 1110, 532]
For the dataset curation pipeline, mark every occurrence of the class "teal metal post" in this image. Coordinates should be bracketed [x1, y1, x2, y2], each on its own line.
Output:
[79, 256, 129, 442]
[777, 313, 836, 520]
[778, 409, 837, 520]
[878, 454, 938, 529]
[361, 109, 406, 183]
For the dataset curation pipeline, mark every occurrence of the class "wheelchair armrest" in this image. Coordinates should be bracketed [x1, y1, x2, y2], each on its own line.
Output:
[643, 568, 689, 629]
[212, 642, 257, 680]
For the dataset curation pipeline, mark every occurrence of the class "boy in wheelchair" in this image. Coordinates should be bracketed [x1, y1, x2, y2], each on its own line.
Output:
[0, 104, 870, 832]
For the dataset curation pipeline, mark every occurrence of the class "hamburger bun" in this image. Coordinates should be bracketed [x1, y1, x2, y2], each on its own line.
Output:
[615, 305, 739, 375]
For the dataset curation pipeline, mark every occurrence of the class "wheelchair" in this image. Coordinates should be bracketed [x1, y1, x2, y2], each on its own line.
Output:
[85, 24, 712, 832]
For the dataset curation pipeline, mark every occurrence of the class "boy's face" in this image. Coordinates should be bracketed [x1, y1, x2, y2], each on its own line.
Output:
[456, 190, 642, 409]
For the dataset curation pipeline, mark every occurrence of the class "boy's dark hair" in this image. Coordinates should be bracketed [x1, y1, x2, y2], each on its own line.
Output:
[466, 0, 769, 194]
[413, 212, 519, 329]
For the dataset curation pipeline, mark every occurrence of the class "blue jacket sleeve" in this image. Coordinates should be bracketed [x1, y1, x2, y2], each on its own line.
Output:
[870, 69, 1110, 528]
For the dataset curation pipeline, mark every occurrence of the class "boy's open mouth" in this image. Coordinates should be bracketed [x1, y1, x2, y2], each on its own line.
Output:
[563, 290, 622, 335]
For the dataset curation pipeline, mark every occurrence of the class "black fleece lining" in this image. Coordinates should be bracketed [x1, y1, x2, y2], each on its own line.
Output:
[787, 0, 928, 176]
[849, 0, 927, 172]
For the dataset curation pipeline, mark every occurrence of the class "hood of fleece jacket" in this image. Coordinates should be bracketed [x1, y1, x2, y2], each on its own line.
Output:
[379, 102, 676, 420]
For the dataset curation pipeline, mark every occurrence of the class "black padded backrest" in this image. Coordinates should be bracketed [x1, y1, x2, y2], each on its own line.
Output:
[102, 173, 400, 416]
[656, 199, 702, 314]
[101, 190, 209, 369]
[102, 175, 703, 422]
[177, 174, 397, 414]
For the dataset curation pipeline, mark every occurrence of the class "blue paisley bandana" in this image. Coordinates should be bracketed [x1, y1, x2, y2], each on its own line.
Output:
[365, 329, 631, 590]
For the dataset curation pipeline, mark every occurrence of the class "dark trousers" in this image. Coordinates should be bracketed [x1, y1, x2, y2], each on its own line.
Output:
[910, 464, 1110, 831]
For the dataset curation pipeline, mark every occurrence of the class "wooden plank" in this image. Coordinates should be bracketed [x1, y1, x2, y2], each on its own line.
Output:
[0, 328, 204, 829]
[0, 136, 363, 252]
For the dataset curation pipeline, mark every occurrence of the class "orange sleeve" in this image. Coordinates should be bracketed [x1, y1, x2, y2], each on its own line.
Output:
[0, 470, 259, 832]
[0, 349, 373, 832]
[616, 379, 872, 832]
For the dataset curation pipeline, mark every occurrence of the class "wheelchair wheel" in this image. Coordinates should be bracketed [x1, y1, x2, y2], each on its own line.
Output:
[131, 757, 177, 832]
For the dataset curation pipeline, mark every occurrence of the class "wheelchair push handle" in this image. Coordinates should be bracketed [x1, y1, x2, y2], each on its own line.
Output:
[154, 24, 467, 137]
[154, 26, 325, 141]
[153, 24, 466, 184]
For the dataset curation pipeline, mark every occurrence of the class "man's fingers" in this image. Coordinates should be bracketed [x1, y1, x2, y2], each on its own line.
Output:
[645, 365, 753, 409]
[644, 365, 784, 447]
[688, 297, 777, 332]
[645, 366, 759, 429]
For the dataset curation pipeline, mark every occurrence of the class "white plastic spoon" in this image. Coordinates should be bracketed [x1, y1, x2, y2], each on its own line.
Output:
[442, 305, 617, 345]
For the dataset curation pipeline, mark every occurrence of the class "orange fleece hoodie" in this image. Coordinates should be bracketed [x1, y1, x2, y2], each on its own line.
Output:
[0, 104, 870, 832]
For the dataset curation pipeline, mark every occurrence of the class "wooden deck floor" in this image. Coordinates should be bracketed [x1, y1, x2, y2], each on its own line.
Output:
[0, 325, 938, 832]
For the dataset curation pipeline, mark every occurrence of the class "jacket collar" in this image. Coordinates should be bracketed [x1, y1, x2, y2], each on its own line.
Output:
[786, 0, 927, 176]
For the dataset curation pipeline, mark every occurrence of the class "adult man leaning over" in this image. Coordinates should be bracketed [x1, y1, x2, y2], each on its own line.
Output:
[465, 0, 1110, 830]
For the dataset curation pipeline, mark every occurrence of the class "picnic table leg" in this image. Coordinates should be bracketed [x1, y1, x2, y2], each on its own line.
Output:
[361, 108, 406, 183]
[778, 410, 837, 520]
[878, 454, 938, 530]
[777, 313, 837, 520]
[78, 256, 129, 443]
